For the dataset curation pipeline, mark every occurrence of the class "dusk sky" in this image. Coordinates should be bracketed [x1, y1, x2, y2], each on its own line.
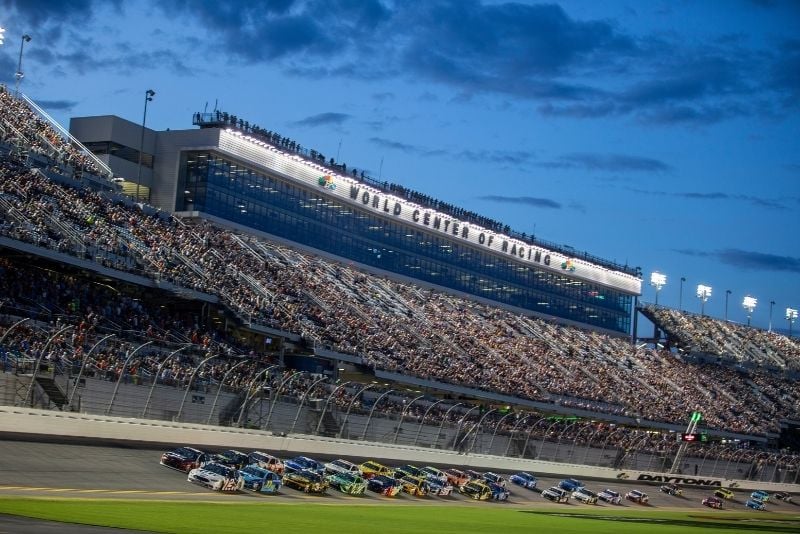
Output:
[1, 0, 798, 332]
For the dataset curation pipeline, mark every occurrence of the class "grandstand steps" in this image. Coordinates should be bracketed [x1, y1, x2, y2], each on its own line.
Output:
[216, 391, 247, 426]
[33, 376, 68, 409]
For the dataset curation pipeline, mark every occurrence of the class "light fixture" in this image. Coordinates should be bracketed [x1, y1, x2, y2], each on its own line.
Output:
[742, 295, 757, 326]
[696, 284, 712, 316]
[650, 271, 666, 305]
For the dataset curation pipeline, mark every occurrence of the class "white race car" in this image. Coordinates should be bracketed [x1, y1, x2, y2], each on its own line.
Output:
[598, 488, 622, 504]
[572, 487, 599, 504]
[188, 462, 244, 492]
[324, 459, 360, 476]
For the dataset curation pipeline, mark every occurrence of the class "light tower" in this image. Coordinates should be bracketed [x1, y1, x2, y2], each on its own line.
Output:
[742, 295, 757, 326]
[696, 284, 712, 316]
[650, 271, 666, 306]
[135, 89, 155, 201]
[15, 33, 32, 96]
[787, 308, 798, 337]
[0, 27, 6, 45]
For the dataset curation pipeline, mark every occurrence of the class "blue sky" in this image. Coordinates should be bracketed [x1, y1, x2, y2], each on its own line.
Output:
[1, 0, 798, 332]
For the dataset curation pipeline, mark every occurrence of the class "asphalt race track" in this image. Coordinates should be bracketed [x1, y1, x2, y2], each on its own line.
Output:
[0, 439, 796, 515]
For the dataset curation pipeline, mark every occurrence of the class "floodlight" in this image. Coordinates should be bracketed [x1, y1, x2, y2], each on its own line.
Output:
[696, 284, 712, 300]
[0, 27, 6, 46]
[788, 308, 799, 321]
[650, 271, 667, 289]
[742, 295, 757, 312]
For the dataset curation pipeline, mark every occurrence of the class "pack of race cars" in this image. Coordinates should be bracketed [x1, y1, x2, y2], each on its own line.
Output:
[159, 446, 792, 510]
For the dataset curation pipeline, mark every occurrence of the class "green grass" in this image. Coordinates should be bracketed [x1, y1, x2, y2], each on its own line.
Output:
[0, 498, 798, 534]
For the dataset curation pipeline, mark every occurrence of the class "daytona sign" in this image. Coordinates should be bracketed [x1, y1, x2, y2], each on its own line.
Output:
[637, 474, 721, 487]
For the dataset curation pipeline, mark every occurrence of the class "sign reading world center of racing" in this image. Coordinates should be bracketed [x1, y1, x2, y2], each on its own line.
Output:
[217, 130, 642, 295]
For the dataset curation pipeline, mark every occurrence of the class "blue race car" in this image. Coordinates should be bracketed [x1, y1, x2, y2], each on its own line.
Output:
[284, 456, 324, 474]
[750, 490, 770, 503]
[237, 464, 282, 494]
[488, 482, 510, 501]
[559, 478, 584, 492]
[510, 472, 537, 490]
[745, 498, 766, 511]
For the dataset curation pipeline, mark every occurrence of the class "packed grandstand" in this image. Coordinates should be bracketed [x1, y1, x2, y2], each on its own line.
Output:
[0, 84, 798, 484]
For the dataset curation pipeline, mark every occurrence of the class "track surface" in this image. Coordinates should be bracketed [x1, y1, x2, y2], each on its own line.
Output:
[0, 440, 795, 514]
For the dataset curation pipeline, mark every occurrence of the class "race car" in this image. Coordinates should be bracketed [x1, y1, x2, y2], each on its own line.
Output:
[325, 459, 360, 476]
[509, 472, 538, 490]
[211, 449, 249, 470]
[187, 462, 243, 492]
[572, 487, 599, 504]
[714, 488, 735, 500]
[541, 486, 570, 503]
[445, 468, 471, 488]
[359, 460, 394, 479]
[660, 483, 683, 496]
[459, 480, 492, 501]
[625, 490, 649, 504]
[558, 478, 584, 492]
[394, 464, 425, 480]
[237, 464, 282, 494]
[426, 477, 455, 497]
[487, 482, 510, 501]
[745, 498, 766, 511]
[702, 496, 724, 509]
[398, 475, 430, 497]
[248, 451, 285, 475]
[750, 490, 770, 503]
[773, 491, 793, 503]
[482, 472, 507, 488]
[367, 475, 401, 497]
[160, 446, 207, 472]
[282, 469, 328, 494]
[420, 466, 449, 486]
[326, 471, 367, 495]
[598, 488, 622, 505]
[284, 456, 324, 474]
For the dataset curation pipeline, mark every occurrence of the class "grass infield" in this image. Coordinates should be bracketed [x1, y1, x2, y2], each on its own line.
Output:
[0, 498, 798, 534]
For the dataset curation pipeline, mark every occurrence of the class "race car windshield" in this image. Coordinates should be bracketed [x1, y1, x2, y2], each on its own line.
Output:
[242, 466, 266, 477]
[206, 464, 233, 476]
[173, 447, 198, 459]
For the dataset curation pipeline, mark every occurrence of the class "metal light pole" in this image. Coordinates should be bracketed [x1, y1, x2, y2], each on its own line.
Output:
[361, 389, 395, 441]
[394, 393, 426, 444]
[24, 325, 74, 406]
[337, 383, 373, 439]
[314, 380, 352, 435]
[176, 353, 221, 421]
[787, 308, 798, 337]
[105, 341, 153, 415]
[135, 89, 155, 201]
[413, 399, 447, 447]
[289, 375, 328, 434]
[725, 290, 731, 321]
[15, 34, 31, 96]
[768, 300, 775, 332]
[205, 360, 248, 425]
[264, 370, 304, 430]
[650, 272, 666, 306]
[679, 277, 686, 311]
[67, 333, 115, 408]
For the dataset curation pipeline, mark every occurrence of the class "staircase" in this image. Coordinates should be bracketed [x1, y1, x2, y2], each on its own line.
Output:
[34, 376, 68, 409]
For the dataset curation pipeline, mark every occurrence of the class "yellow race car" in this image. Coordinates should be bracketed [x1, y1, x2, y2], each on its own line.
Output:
[359, 460, 395, 480]
[714, 488, 735, 500]
[398, 475, 429, 497]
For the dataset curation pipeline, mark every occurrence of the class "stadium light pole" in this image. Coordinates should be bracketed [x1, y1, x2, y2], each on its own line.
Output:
[768, 300, 775, 332]
[786, 308, 797, 337]
[696, 284, 712, 316]
[724, 290, 732, 321]
[135, 89, 155, 201]
[679, 277, 686, 311]
[650, 271, 666, 306]
[14, 34, 31, 97]
[742, 295, 757, 327]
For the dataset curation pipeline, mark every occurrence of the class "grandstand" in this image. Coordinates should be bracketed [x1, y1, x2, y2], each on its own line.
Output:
[0, 85, 798, 484]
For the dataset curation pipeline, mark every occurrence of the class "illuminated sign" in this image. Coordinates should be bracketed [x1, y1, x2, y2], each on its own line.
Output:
[217, 130, 643, 295]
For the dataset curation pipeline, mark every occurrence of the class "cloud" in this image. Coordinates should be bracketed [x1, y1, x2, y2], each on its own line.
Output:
[676, 248, 800, 273]
[36, 99, 78, 111]
[540, 152, 671, 173]
[634, 188, 788, 210]
[458, 149, 536, 166]
[480, 195, 562, 209]
[368, 136, 445, 157]
[290, 112, 351, 128]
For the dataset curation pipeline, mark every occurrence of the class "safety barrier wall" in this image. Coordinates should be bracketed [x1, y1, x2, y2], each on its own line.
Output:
[1, 406, 795, 492]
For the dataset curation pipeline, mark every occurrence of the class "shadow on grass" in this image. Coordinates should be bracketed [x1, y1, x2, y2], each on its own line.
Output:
[520, 511, 800, 532]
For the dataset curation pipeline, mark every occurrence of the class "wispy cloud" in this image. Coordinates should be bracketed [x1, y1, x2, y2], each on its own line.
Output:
[36, 99, 79, 111]
[631, 188, 788, 210]
[481, 195, 562, 209]
[368, 136, 445, 157]
[676, 248, 800, 273]
[540, 152, 671, 173]
[459, 149, 537, 166]
[291, 112, 351, 128]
